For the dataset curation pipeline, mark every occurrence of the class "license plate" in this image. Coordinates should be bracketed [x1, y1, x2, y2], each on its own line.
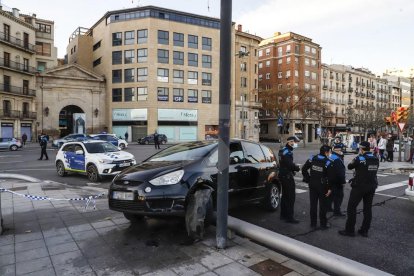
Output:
[112, 191, 134, 200]
[118, 163, 130, 167]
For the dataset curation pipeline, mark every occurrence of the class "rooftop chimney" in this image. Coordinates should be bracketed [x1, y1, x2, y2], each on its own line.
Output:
[12, 8, 20, 17]
[237, 24, 242, 32]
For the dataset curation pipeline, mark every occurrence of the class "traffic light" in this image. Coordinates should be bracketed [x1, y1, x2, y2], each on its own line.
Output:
[396, 107, 409, 122]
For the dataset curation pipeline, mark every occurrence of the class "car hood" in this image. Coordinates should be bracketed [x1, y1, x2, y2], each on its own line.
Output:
[93, 151, 134, 160]
[115, 160, 193, 182]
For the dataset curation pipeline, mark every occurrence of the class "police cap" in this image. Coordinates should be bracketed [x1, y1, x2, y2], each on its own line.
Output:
[359, 141, 370, 151]
[287, 136, 300, 142]
[320, 145, 331, 154]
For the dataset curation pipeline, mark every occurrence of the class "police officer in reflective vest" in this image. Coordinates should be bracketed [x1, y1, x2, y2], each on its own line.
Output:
[327, 144, 346, 216]
[339, 141, 379, 237]
[301, 145, 332, 229]
[278, 136, 301, 223]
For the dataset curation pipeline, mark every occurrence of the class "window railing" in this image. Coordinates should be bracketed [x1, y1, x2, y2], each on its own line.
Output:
[0, 83, 36, 96]
[0, 31, 36, 52]
[0, 58, 38, 74]
[0, 109, 37, 119]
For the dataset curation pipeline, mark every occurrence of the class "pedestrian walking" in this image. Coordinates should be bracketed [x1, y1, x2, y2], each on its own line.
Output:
[38, 135, 49, 160]
[377, 135, 387, 162]
[278, 136, 301, 224]
[326, 144, 346, 216]
[386, 135, 394, 162]
[154, 130, 160, 149]
[301, 145, 332, 229]
[124, 131, 129, 141]
[338, 141, 379, 237]
[22, 133, 27, 146]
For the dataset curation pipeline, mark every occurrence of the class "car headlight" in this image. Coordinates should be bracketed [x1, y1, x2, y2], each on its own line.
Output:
[98, 159, 113, 164]
[149, 170, 184, 186]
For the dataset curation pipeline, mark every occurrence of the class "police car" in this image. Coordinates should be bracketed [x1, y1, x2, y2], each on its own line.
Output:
[55, 140, 136, 182]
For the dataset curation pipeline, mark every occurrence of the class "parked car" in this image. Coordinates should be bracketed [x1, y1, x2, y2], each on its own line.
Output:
[52, 134, 90, 148]
[108, 139, 280, 223]
[90, 134, 128, 149]
[138, 134, 168, 145]
[55, 140, 136, 182]
[0, 137, 22, 151]
[406, 173, 414, 202]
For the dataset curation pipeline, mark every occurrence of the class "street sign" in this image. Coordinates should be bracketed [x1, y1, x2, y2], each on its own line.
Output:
[398, 122, 406, 132]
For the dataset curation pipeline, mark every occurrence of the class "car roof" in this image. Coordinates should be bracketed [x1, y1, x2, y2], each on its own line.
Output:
[62, 140, 107, 145]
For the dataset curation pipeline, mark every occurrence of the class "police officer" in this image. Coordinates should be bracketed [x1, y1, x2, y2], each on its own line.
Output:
[278, 136, 301, 223]
[38, 135, 49, 161]
[301, 145, 332, 229]
[326, 144, 346, 216]
[332, 136, 345, 150]
[339, 141, 379, 237]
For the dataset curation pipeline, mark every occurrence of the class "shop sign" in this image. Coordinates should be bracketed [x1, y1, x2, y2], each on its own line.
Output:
[158, 109, 198, 122]
[112, 109, 147, 121]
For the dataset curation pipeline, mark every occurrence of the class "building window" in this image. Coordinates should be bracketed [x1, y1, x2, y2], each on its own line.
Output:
[258, 50, 263, 57]
[188, 53, 198, 67]
[202, 90, 212, 103]
[305, 45, 311, 53]
[137, 29, 148, 44]
[265, 48, 271, 56]
[202, 37, 212, 50]
[37, 61, 46, 72]
[305, 58, 310, 66]
[188, 71, 198, 85]
[173, 32, 184, 46]
[304, 83, 311, 91]
[112, 51, 122, 64]
[188, 89, 198, 103]
[286, 57, 291, 64]
[124, 88, 135, 101]
[158, 30, 169, 44]
[173, 88, 184, 102]
[93, 41, 101, 51]
[23, 80, 29, 95]
[157, 49, 169, 63]
[258, 62, 262, 69]
[173, 51, 184, 65]
[295, 57, 299, 64]
[112, 32, 122, 46]
[23, 58, 29, 71]
[137, 67, 148, 82]
[311, 59, 317, 67]
[157, 87, 169, 101]
[137, 87, 148, 101]
[286, 70, 291, 78]
[278, 47, 282, 56]
[265, 60, 271, 67]
[278, 84, 283, 90]
[202, 72, 212, 86]
[241, 77, 247, 87]
[295, 70, 299, 77]
[124, 50, 135, 64]
[311, 47, 317, 54]
[202, 55, 212, 68]
[258, 74, 262, 81]
[35, 42, 51, 56]
[265, 73, 270, 80]
[286, 45, 291, 54]
[124, 31, 134, 45]
[304, 70, 310, 78]
[241, 62, 247, 71]
[311, 72, 317, 80]
[112, 70, 122, 83]
[278, 72, 282, 79]
[188, 35, 198, 48]
[173, 70, 184, 83]
[22, 102, 29, 117]
[124, 69, 135, 82]
[112, 88, 122, 102]
[278, 59, 282, 65]
[137, 48, 147, 63]
[157, 68, 169, 82]
[35, 23, 51, 33]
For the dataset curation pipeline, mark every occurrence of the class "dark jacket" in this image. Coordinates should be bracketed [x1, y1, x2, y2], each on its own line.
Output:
[301, 154, 331, 190]
[40, 138, 47, 149]
[348, 152, 379, 190]
[386, 139, 393, 151]
[278, 144, 300, 176]
[328, 152, 346, 186]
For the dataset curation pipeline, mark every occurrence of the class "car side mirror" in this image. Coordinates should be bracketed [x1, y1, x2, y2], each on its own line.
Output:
[75, 150, 84, 155]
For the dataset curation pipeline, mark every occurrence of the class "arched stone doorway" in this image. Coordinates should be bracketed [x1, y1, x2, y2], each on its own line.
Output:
[59, 105, 84, 137]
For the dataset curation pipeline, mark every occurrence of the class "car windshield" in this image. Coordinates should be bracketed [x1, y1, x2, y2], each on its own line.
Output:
[84, 142, 120, 153]
[148, 141, 217, 162]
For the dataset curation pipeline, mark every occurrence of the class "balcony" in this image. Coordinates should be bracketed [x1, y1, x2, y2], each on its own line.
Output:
[329, 87, 334, 91]
[348, 77, 353, 82]
[329, 99, 335, 104]
[0, 83, 36, 97]
[0, 109, 37, 119]
[355, 92, 360, 97]
[348, 87, 354, 93]
[342, 77, 346, 82]
[0, 58, 38, 75]
[335, 88, 340, 92]
[0, 31, 36, 53]
[323, 85, 328, 90]
[36, 32, 52, 40]
[360, 93, 365, 98]
[341, 88, 346, 93]
[348, 99, 354, 104]
[356, 81, 360, 86]
[362, 83, 365, 87]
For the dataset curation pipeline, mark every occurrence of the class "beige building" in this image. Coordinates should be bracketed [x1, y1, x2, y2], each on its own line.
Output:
[234, 24, 261, 141]
[385, 67, 414, 78]
[66, 6, 226, 142]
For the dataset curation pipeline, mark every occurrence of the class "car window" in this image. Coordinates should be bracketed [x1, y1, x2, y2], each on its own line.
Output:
[84, 142, 120, 153]
[74, 144, 84, 153]
[230, 142, 245, 163]
[149, 141, 216, 162]
[62, 144, 74, 152]
[261, 145, 277, 163]
[242, 142, 266, 164]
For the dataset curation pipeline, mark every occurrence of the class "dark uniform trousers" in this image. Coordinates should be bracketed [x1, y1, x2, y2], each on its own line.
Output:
[346, 187, 375, 233]
[330, 184, 344, 213]
[280, 174, 296, 220]
[309, 185, 328, 226]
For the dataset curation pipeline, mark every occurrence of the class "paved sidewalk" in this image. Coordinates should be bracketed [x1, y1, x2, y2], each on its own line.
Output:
[0, 180, 327, 276]
[378, 160, 414, 172]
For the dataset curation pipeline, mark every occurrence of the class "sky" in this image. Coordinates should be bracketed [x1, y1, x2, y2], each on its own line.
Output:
[3, 0, 413, 76]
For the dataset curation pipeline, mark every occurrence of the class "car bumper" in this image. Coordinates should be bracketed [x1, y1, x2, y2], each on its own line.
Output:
[405, 187, 414, 202]
[98, 162, 136, 176]
[108, 182, 187, 216]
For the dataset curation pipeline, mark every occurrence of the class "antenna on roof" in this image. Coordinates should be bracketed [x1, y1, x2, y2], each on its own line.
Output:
[207, 0, 210, 11]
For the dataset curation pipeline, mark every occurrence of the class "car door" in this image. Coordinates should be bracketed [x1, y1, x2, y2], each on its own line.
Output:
[61, 144, 74, 169]
[64, 143, 86, 171]
[259, 145, 278, 196]
[0, 138, 6, 149]
[107, 136, 119, 146]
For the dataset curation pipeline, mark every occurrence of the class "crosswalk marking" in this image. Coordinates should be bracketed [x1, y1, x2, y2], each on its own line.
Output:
[376, 181, 407, 192]
[296, 189, 307, 194]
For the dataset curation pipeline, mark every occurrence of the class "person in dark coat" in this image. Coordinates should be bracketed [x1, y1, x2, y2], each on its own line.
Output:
[22, 133, 27, 146]
[38, 136, 49, 160]
[278, 136, 301, 223]
[338, 141, 379, 237]
[385, 135, 394, 162]
[326, 144, 346, 216]
[302, 145, 332, 229]
[124, 131, 129, 141]
[154, 130, 160, 149]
